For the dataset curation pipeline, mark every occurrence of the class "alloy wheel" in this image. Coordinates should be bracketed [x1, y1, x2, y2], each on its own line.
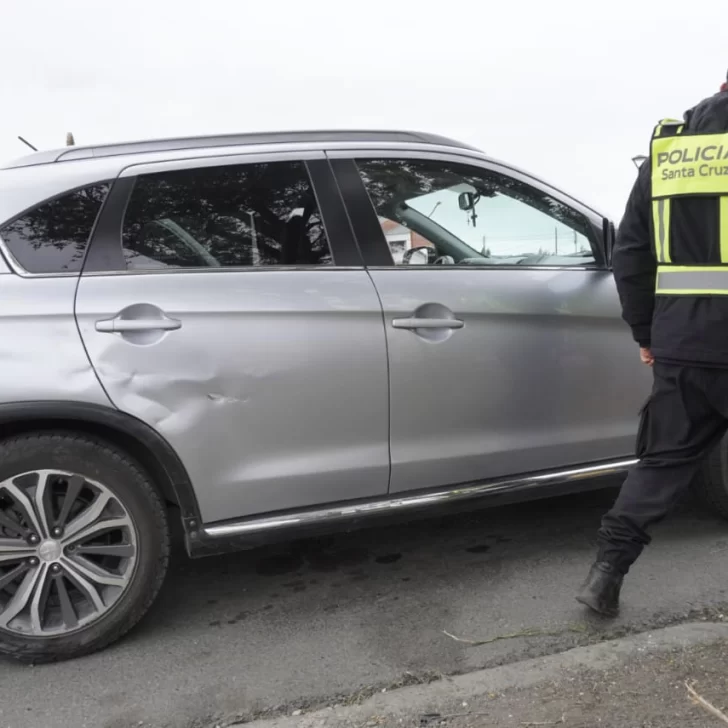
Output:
[0, 470, 137, 637]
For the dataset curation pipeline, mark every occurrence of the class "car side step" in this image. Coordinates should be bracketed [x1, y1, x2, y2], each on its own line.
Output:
[187, 458, 636, 557]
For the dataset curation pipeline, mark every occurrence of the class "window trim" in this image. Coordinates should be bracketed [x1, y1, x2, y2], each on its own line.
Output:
[0, 181, 113, 278]
[83, 152, 363, 275]
[326, 149, 608, 271]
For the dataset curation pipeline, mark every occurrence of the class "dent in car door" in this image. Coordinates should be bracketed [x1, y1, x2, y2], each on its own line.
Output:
[75, 154, 390, 524]
[331, 153, 652, 494]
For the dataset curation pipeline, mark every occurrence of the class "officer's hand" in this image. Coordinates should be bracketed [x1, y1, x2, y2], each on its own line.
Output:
[639, 347, 654, 366]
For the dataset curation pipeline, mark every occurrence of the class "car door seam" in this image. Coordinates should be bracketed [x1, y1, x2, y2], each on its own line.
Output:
[365, 268, 393, 493]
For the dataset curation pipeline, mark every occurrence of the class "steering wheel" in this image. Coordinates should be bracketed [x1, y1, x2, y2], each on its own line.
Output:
[433, 255, 455, 265]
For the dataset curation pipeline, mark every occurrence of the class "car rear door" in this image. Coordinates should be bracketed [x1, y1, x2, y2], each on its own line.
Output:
[328, 149, 651, 494]
[74, 151, 390, 524]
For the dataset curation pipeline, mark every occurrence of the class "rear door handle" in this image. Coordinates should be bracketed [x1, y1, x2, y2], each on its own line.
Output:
[392, 318, 464, 330]
[95, 317, 182, 333]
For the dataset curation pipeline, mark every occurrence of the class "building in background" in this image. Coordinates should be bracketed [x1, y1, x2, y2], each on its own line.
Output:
[379, 217, 434, 262]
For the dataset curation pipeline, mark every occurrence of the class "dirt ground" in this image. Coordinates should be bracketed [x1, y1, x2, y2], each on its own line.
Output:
[394, 641, 728, 728]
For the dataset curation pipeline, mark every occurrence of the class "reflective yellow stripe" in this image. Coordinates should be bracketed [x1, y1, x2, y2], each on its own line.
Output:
[655, 288, 728, 295]
[654, 118, 684, 137]
[651, 131, 728, 198]
[652, 199, 671, 262]
[721, 197, 728, 263]
[656, 265, 728, 295]
[658, 265, 728, 272]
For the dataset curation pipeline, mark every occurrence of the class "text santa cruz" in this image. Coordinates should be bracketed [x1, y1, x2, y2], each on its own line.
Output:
[656, 145, 728, 180]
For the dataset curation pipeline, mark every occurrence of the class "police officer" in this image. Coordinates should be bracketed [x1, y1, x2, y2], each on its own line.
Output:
[577, 72, 728, 617]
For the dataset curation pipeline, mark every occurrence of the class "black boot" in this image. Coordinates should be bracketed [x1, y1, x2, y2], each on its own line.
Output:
[575, 562, 623, 617]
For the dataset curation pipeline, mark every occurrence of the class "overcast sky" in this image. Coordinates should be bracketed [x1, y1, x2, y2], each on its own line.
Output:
[0, 0, 724, 221]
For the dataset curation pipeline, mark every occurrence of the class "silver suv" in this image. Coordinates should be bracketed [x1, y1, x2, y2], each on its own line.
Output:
[0, 130, 726, 663]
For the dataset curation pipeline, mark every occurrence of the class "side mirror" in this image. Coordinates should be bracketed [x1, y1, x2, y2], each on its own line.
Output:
[603, 219, 616, 268]
[402, 246, 435, 265]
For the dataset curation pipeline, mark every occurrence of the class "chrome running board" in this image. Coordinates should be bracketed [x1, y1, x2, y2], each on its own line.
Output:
[203, 458, 636, 540]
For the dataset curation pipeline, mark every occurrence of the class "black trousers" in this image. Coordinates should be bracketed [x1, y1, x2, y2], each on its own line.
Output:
[597, 361, 728, 574]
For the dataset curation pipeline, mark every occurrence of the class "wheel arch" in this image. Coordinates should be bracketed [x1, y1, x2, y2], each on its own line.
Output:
[0, 401, 202, 533]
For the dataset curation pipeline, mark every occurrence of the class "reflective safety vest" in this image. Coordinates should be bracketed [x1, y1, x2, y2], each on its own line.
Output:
[651, 118, 728, 295]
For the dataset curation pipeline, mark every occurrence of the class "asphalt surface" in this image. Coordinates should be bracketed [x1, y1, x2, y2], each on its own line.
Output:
[1, 483, 727, 728]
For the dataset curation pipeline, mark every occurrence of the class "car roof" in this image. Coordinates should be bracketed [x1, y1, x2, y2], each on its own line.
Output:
[2, 129, 482, 169]
[0, 130, 608, 223]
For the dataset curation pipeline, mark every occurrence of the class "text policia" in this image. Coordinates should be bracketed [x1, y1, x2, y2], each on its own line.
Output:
[652, 133, 728, 197]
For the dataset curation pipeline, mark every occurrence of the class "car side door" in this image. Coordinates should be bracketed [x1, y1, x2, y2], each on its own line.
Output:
[74, 151, 390, 524]
[328, 150, 651, 494]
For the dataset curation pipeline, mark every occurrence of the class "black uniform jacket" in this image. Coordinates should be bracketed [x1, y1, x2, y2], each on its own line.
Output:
[613, 91, 728, 366]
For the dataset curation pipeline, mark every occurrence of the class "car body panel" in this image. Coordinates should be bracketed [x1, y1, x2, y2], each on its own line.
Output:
[75, 269, 390, 522]
[369, 267, 650, 492]
[72, 148, 391, 523]
[0, 275, 111, 406]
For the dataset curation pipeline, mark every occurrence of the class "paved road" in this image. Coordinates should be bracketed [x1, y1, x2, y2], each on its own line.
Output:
[1, 484, 727, 728]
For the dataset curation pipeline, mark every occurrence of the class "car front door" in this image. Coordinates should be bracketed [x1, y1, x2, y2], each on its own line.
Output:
[74, 152, 390, 524]
[328, 151, 651, 494]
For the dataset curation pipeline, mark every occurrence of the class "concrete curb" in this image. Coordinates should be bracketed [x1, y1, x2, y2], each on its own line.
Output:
[239, 622, 728, 727]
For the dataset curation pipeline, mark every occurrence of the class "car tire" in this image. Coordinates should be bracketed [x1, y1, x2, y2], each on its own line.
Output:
[693, 435, 728, 520]
[0, 432, 170, 663]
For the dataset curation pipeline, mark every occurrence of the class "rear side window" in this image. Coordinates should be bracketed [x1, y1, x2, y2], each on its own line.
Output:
[0, 184, 109, 274]
[121, 161, 332, 269]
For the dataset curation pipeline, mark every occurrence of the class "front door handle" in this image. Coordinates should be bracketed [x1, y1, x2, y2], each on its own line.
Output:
[95, 317, 182, 333]
[392, 317, 464, 330]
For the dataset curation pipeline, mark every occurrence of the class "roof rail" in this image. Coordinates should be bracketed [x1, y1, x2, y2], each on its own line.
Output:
[3, 129, 481, 169]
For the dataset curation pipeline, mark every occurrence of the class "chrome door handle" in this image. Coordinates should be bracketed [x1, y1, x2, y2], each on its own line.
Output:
[392, 318, 464, 330]
[95, 317, 182, 333]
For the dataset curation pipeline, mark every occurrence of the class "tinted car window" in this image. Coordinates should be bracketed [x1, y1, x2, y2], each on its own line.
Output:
[122, 161, 332, 270]
[0, 185, 110, 274]
[356, 158, 596, 267]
